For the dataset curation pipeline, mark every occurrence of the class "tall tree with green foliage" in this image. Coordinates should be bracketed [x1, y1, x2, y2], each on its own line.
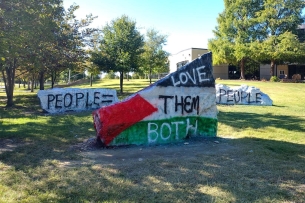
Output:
[251, 0, 305, 76]
[0, 0, 40, 106]
[140, 29, 169, 83]
[92, 15, 144, 93]
[40, 3, 98, 89]
[208, 0, 264, 79]
[0, 0, 97, 106]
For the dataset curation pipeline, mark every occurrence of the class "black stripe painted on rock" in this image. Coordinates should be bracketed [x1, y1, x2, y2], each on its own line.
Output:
[156, 52, 215, 87]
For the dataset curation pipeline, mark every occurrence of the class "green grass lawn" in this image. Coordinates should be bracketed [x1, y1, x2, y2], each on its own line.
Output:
[0, 79, 304, 203]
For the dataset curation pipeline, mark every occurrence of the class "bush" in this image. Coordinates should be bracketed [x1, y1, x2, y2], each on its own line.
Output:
[104, 72, 116, 79]
[270, 76, 280, 82]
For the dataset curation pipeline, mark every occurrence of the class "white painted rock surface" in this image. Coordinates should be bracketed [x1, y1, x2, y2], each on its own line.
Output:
[216, 84, 272, 106]
[37, 88, 119, 113]
[92, 52, 218, 146]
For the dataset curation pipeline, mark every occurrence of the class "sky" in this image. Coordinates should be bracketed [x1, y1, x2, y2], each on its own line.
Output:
[63, 0, 225, 55]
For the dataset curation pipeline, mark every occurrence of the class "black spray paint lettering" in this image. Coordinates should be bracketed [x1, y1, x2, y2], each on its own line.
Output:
[218, 89, 261, 104]
[171, 66, 209, 86]
[159, 95, 199, 114]
[47, 92, 114, 109]
[147, 118, 198, 143]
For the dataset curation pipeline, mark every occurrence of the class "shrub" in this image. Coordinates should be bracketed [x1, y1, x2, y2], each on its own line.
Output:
[270, 76, 280, 82]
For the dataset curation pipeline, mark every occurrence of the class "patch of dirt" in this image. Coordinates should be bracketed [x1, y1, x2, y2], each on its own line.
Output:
[71, 137, 238, 166]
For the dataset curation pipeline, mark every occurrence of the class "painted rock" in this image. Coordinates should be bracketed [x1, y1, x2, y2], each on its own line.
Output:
[93, 52, 218, 146]
[37, 88, 119, 113]
[216, 84, 273, 106]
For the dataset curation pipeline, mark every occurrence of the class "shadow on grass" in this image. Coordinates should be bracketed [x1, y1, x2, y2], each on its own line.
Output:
[0, 94, 42, 118]
[218, 110, 305, 133]
[1, 91, 305, 201]
[0, 135, 304, 202]
[0, 111, 94, 169]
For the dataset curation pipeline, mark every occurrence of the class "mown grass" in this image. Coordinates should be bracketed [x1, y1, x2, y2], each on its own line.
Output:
[0, 79, 304, 203]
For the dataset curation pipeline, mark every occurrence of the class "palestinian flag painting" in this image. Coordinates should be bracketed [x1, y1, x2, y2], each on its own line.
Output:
[93, 52, 218, 146]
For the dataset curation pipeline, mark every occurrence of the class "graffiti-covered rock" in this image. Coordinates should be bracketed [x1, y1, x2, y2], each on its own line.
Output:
[216, 84, 272, 106]
[38, 88, 119, 113]
[93, 52, 218, 146]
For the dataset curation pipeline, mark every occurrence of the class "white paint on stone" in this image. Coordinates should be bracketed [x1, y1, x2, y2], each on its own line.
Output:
[216, 84, 272, 106]
[138, 86, 217, 120]
[37, 88, 119, 113]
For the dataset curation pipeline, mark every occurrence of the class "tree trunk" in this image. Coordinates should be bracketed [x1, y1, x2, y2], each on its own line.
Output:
[149, 66, 152, 84]
[270, 59, 275, 77]
[90, 73, 93, 87]
[27, 80, 30, 90]
[39, 71, 44, 90]
[119, 71, 124, 94]
[51, 71, 56, 88]
[1, 59, 17, 107]
[31, 75, 34, 92]
[240, 58, 246, 79]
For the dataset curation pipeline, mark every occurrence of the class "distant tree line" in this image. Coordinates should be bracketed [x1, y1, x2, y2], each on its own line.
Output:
[208, 0, 305, 79]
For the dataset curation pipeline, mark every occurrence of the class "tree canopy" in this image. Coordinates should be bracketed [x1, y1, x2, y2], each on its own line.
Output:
[0, 0, 97, 106]
[208, 0, 305, 79]
[92, 15, 144, 93]
[140, 28, 169, 83]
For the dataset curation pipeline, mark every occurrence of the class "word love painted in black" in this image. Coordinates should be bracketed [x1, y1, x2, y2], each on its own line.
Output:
[47, 92, 114, 109]
[217, 89, 261, 104]
[159, 95, 199, 114]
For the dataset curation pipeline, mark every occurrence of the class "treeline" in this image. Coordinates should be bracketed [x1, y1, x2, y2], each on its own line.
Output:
[208, 0, 305, 79]
[0, 1, 169, 106]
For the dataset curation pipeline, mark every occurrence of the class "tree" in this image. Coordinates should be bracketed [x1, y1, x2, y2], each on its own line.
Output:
[251, 0, 305, 76]
[93, 15, 144, 93]
[1, 0, 98, 106]
[41, 4, 98, 89]
[141, 29, 169, 83]
[208, 0, 264, 79]
[0, 0, 38, 106]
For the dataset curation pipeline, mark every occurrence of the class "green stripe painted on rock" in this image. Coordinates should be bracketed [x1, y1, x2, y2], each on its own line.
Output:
[110, 116, 217, 146]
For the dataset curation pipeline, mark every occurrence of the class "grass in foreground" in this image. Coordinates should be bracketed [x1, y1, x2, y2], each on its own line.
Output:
[0, 79, 304, 203]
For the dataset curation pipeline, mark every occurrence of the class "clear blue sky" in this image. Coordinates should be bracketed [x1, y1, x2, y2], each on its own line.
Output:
[63, 0, 225, 55]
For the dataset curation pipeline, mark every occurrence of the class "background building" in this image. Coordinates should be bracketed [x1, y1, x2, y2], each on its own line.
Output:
[170, 47, 305, 80]
[169, 48, 209, 73]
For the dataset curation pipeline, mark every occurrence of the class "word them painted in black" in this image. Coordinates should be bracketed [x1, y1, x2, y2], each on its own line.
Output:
[159, 95, 199, 114]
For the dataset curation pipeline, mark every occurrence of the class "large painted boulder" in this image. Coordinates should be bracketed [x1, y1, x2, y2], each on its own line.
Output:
[38, 88, 119, 113]
[216, 84, 273, 106]
[93, 52, 218, 146]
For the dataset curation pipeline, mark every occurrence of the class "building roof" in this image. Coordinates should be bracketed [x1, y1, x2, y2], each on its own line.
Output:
[170, 47, 208, 56]
[298, 24, 305, 29]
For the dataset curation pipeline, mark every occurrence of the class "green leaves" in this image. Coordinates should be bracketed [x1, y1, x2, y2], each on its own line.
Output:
[209, 0, 305, 79]
[140, 29, 169, 83]
[0, 0, 98, 105]
[93, 15, 144, 93]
